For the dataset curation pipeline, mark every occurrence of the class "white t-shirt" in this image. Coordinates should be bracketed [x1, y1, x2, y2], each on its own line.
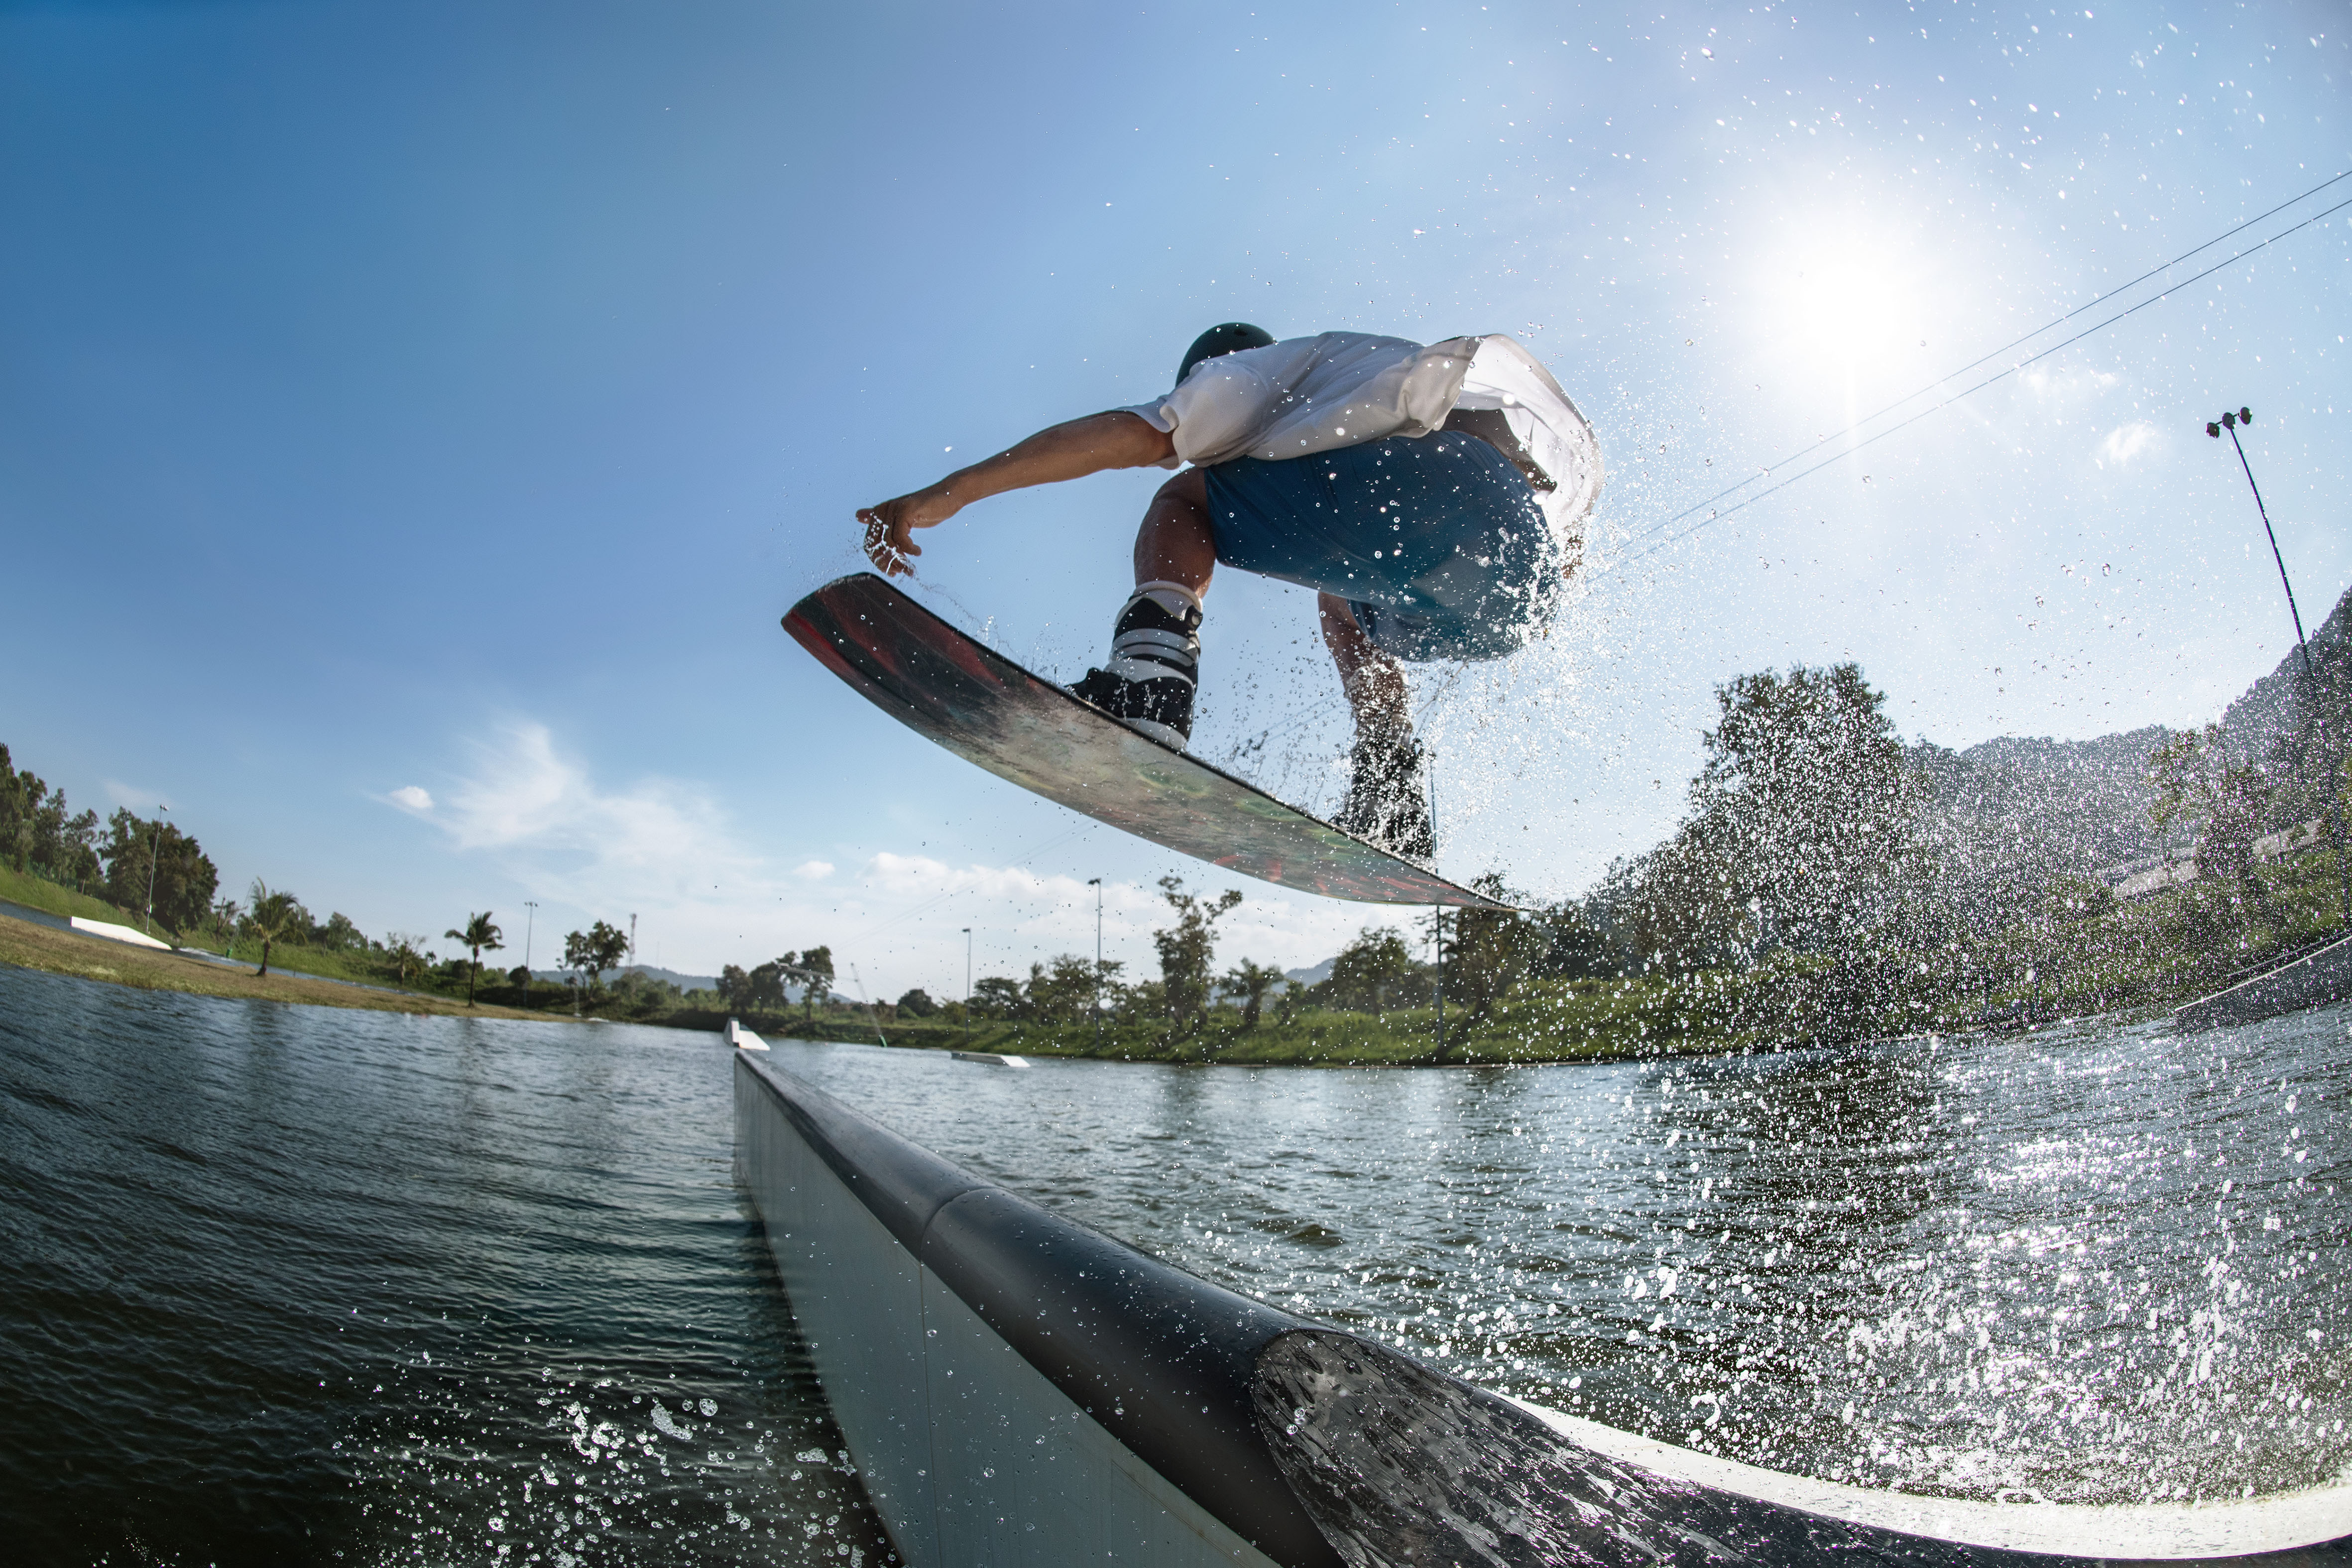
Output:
[1121, 331, 1603, 537]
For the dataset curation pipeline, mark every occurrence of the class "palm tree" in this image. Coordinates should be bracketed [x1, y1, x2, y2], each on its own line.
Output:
[387, 936, 431, 987]
[1219, 959, 1287, 1029]
[444, 911, 504, 1007]
[243, 881, 299, 978]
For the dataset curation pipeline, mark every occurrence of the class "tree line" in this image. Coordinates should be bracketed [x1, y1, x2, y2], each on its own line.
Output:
[0, 744, 222, 933]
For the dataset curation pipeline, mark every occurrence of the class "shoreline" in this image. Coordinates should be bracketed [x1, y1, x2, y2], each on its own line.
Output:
[0, 914, 558, 1021]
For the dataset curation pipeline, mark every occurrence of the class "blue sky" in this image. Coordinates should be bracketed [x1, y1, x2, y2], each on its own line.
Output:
[4, 0, 2346, 997]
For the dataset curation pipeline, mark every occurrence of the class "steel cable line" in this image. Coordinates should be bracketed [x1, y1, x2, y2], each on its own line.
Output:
[1620, 190, 2352, 568]
[1623, 168, 2352, 550]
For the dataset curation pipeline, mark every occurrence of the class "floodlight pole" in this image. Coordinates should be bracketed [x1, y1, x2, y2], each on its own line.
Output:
[961, 926, 972, 1046]
[1087, 878, 1104, 1051]
[522, 901, 538, 1008]
[2209, 406, 2351, 929]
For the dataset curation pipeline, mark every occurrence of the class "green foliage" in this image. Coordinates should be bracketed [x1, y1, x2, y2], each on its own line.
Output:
[2150, 725, 2276, 917]
[98, 808, 220, 936]
[240, 880, 301, 978]
[444, 911, 504, 1006]
[1152, 875, 1242, 1023]
[1315, 925, 1428, 1013]
[1604, 662, 1926, 967]
[0, 743, 104, 890]
[781, 946, 834, 1024]
[1218, 959, 1286, 1028]
[386, 935, 433, 985]
[563, 920, 630, 990]
[895, 986, 938, 1018]
[1443, 875, 1546, 1028]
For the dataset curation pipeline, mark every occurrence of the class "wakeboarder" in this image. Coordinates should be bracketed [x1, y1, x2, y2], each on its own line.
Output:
[856, 325, 1601, 858]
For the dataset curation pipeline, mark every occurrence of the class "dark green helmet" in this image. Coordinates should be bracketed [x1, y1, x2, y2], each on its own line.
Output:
[1177, 322, 1275, 385]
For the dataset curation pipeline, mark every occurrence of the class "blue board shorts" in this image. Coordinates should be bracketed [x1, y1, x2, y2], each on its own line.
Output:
[1201, 433, 1562, 662]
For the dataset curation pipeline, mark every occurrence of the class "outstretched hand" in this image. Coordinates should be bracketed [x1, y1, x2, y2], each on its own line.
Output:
[856, 487, 959, 577]
[854, 412, 1174, 576]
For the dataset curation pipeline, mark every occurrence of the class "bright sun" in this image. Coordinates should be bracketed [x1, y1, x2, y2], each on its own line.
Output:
[1766, 230, 1931, 381]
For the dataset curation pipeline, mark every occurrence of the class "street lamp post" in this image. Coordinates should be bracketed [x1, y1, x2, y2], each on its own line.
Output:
[1087, 878, 1103, 1052]
[522, 901, 538, 1009]
[143, 805, 168, 937]
[2208, 406, 2352, 928]
[961, 926, 972, 1046]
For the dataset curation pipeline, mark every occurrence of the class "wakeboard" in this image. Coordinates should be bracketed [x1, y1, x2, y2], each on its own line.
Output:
[784, 573, 1509, 909]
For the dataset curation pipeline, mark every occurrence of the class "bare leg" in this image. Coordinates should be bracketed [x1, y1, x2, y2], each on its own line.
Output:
[1318, 592, 1409, 737]
[1132, 468, 1215, 596]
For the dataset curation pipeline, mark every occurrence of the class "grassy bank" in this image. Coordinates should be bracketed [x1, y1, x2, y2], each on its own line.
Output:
[0, 861, 161, 931]
[0, 915, 553, 1020]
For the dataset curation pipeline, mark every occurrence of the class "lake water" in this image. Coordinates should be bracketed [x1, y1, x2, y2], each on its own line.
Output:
[779, 1004, 2352, 1509]
[5, 964, 2346, 1566]
[0, 964, 893, 1568]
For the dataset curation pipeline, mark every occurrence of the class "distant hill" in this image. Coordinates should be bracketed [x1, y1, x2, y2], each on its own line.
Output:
[1902, 583, 2351, 919]
[528, 963, 720, 992]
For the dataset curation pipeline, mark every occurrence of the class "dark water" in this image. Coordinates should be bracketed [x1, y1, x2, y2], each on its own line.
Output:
[7, 964, 2347, 1568]
[0, 964, 895, 1567]
[780, 1004, 2352, 1509]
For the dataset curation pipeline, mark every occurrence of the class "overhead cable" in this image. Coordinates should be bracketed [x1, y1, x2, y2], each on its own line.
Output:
[1619, 170, 2352, 565]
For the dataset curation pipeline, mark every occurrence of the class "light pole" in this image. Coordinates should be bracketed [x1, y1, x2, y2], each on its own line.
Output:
[1087, 878, 1104, 1051]
[143, 805, 168, 937]
[522, 901, 538, 1008]
[2208, 406, 2352, 928]
[960, 927, 974, 1045]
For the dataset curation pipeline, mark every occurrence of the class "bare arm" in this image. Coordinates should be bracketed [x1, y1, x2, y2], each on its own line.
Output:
[857, 411, 1176, 576]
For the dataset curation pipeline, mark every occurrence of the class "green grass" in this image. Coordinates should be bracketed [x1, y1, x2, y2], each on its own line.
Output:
[0, 862, 159, 932]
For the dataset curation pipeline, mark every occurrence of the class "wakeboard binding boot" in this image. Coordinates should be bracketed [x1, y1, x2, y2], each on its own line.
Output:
[1335, 720, 1435, 861]
[1070, 581, 1203, 750]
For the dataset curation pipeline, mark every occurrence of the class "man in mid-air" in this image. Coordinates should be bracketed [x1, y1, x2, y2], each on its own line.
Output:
[856, 324, 1602, 859]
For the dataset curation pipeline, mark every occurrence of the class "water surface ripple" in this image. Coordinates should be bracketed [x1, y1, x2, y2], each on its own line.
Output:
[781, 1003, 2352, 1508]
[7, 959, 2348, 1565]
[0, 965, 893, 1567]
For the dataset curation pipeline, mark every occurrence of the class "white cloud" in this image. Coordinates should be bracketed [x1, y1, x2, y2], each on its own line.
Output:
[102, 780, 169, 811]
[388, 721, 791, 963]
[2095, 420, 2160, 469]
[2020, 366, 2120, 400]
[378, 721, 1418, 989]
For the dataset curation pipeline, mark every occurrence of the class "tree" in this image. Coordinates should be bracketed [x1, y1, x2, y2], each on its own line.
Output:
[564, 920, 630, 992]
[1152, 875, 1243, 1025]
[385, 934, 433, 986]
[0, 745, 46, 874]
[1219, 959, 1286, 1028]
[1443, 875, 1546, 1027]
[2151, 726, 2276, 923]
[1025, 954, 1111, 1021]
[444, 911, 504, 1006]
[781, 946, 834, 1026]
[895, 987, 939, 1018]
[1318, 926, 1426, 1013]
[1611, 663, 1927, 967]
[98, 808, 221, 937]
[969, 975, 1026, 1019]
[241, 880, 301, 978]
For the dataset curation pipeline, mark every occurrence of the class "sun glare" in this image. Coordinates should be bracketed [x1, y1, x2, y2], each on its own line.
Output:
[1766, 229, 1929, 381]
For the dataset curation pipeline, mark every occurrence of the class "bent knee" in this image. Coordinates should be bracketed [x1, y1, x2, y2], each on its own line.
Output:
[1156, 468, 1208, 507]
